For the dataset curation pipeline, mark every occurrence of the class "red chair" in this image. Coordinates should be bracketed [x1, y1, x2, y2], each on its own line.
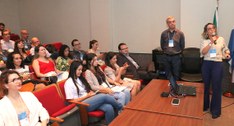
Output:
[44, 42, 62, 51]
[33, 84, 81, 126]
[57, 80, 105, 126]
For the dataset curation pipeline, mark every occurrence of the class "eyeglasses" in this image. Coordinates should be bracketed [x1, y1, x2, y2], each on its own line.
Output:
[121, 47, 128, 50]
[207, 27, 215, 31]
[73, 43, 81, 46]
[8, 77, 22, 83]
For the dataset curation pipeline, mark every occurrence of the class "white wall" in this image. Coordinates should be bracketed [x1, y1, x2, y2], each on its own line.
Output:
[1, 0, 234, 53]
[181, 0, 234, 48]
[112, 0, 180, 52]
[0, 0, 20, 34]
[19, 0, 91, 49]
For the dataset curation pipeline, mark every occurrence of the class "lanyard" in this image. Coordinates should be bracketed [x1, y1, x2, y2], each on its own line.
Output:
[168, 31, 175, 40]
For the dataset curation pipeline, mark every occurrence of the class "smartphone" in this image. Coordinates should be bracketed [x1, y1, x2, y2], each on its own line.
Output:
[171, 98, 180, 106]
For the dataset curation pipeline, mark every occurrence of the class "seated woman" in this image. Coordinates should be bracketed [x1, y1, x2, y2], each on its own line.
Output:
[84, 53, 130, 106]
[0, 70, 49, 125]
[64, 61, 122, 124]
[45, 44, 59, 60]
[14, 39, 32, 64]
[104, 52, 141, 98]
[55, 44, 73, 71]
[87, 40, 104, 62]
[6, 52, 46, 91]
[32, 45, 68, 83]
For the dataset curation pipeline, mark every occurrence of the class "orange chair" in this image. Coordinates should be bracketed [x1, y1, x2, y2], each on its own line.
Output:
[57, 80, 105, 126]
[33, 84, 81, 126]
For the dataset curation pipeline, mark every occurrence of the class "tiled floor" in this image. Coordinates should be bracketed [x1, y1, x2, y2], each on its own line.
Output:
[204, 96, 234, 126]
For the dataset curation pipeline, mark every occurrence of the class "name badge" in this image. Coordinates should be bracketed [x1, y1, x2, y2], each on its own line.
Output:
[209, 49, 217, 57]
[18, 112, 30, 126]
[169, 40, 174, 47]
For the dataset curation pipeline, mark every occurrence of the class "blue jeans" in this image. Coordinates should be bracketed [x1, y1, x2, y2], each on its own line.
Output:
[163, 54, 181, 80]
[83, 93, 123, 124]
[123, 89, 131, 105]
[112, 88, 131, 106]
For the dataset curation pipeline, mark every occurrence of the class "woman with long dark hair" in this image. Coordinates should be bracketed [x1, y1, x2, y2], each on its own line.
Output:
[84, 53, 130, 106]
[55, 44, 72, 71]
[104, 51, 141, 98]
[7, 52, 45, 91]
[64, 61, 122, 124]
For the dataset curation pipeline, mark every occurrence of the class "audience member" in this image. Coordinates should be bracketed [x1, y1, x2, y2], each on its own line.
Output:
[6, 52, 46, 91]
[0, 30, 15, 52]
[45, 44, 58, 60]
[4, 28, 20, 42]
[30, 37, 51, 57]
[160, 16, 185, 80]
[117, 43, 140, 79]
[84, 53, 130, 106]
[14, 39, 31, 64]
[104, 52, 141, 98]
[56, 44, 72, 71]
[65, 61, 123, 124]
[20, 29, 31, 50]
[200, 23, 230, 119]
[32, 45, 68, 83]
[0, 23, 5, 36]
[87, 40, 103, 58]
[70, 39, 86, 64]
[0, 70, 49, 125]
[0, 43, 7, 71]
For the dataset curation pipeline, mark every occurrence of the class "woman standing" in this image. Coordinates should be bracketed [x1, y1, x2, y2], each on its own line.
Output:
[64, 61, 122, 124]
[200, 23, 230, 119]
[0, 70, 49, 125]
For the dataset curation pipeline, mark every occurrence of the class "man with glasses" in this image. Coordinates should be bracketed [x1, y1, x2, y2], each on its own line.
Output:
[160, 16, 185, 80]
[70, 39, 86, 64]
[117, 43, 140, 79]
[0, 30, 15, 52]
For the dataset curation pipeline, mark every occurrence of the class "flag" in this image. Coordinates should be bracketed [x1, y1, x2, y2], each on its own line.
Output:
[213, 7, 218, 29]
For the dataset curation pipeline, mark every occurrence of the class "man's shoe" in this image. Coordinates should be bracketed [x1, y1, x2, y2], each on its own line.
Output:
[212, 114, 220, 119]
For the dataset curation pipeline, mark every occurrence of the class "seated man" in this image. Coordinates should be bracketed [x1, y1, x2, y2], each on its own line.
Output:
[30, 37, 51, 57]
[70, 39, 87, 64]
[0, 30, 15, 52]
[117, 43, 141, 79]
[20, 29, 31, 50]
[117, 43, 157, 82]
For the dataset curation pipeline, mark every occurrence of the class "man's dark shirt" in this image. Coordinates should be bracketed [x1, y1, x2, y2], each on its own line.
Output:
[71, 50, 87, 61]
[160, 29, 185, 55]
[117, 53, 139, 79]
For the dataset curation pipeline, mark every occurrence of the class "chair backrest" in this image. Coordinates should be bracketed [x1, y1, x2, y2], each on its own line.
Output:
[181, 47, 202, 74]
[57, 79, 67, 99]
[33, 84, 76, 117]
[28, 65, 39, 80]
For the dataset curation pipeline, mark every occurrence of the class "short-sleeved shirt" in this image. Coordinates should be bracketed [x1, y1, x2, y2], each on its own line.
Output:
[64, 77, 87, 99]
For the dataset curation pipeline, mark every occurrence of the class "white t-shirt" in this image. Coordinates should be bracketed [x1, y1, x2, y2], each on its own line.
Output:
[64, 77, 87, 99]
[15, 65, 29, 74]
